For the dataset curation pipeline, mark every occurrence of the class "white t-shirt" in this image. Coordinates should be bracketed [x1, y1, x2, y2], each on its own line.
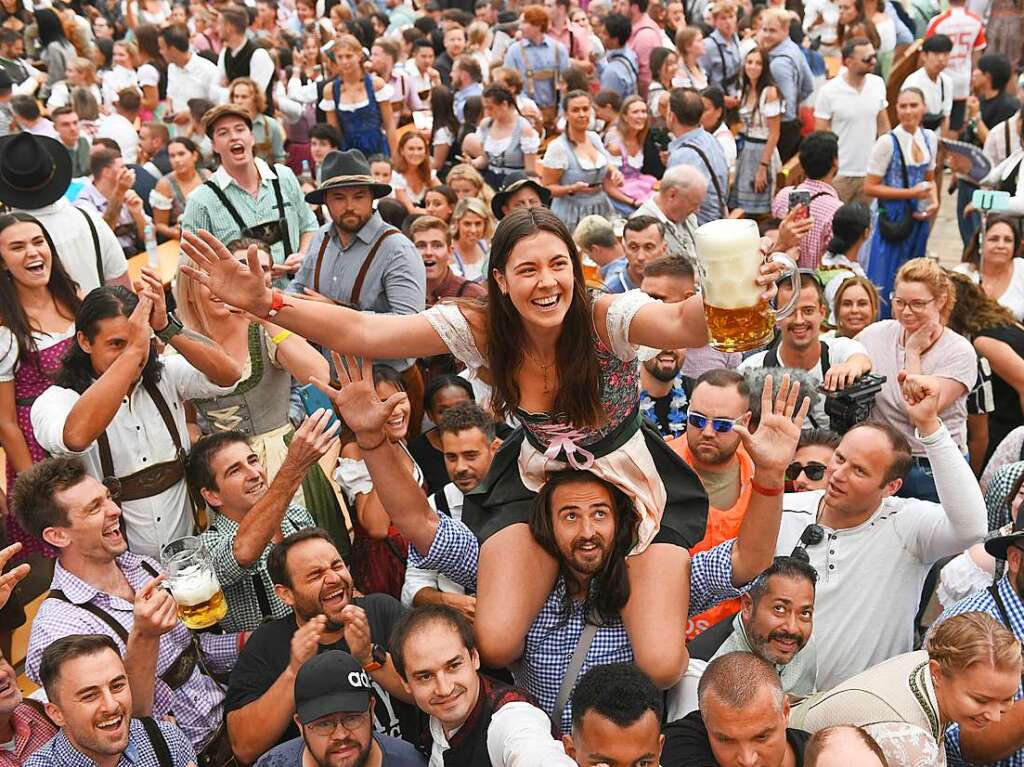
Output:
[953, 259, 1024, 320]
[738, 334, 868, 429]
[924, 8, 986, 99]
[814, 73, 889, 177]
[901, 68, 954, 119]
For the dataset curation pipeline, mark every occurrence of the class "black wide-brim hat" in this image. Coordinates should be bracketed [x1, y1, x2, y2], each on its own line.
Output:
[0, 133, 72, 210]
[491, 172, 552, 219]
[305, 148, 392, 204]
[984, 514, 1024, 560]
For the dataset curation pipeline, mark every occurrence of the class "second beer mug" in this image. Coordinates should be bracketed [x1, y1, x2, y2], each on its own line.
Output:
[693, 218, 800, 352]
[160, 536, 228, 630]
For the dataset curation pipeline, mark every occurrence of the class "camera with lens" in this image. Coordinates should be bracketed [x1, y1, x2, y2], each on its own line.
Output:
[824, 373, 886, 434]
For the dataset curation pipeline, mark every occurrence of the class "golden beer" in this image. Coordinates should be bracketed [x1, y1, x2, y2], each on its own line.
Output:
[704, 301, 776, 352]
[174, 581, 228, 630]
[693, 219, 800, 352]
[161, 536, 229, 630]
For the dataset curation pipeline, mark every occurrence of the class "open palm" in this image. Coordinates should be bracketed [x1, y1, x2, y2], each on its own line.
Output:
[179, 229, 272, 313]
[734, 373, 810, 476]
[310, 352, 404, 438]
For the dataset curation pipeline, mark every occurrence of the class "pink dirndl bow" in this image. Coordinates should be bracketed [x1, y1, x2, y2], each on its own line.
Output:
[536, 424, 596, 471]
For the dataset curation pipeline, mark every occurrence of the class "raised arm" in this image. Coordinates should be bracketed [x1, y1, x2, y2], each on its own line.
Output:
[311, 353, 440, 553]
[180, 231, 449, 359]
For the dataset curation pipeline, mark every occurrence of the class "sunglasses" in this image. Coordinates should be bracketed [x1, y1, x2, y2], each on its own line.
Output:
[686, 411, 744, 433]
[790, 523, 825, 562]
[786, 461, 827, 482]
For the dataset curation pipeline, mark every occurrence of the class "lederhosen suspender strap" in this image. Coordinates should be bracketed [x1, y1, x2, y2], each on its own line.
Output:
[96, 379, 200, 528]
[141, 717, 174, 767]
[77, 207, 103, 286]
[202, 167, 293, 255]
[713, 36, 738, 90]
[988, 583, 1015, 628]
[311, 227, 401, 304]
[608, 51, 639, 85]
[764, 341, 830, 428]
[682, 142, 727, 219]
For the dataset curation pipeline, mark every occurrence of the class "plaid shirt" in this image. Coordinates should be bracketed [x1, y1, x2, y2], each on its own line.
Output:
[939, 577, 1024, 767]
[26, 553, 239, 746]
[410, 514, 744, 733]
[0, 703, 58, 766]
[24, 718, 197, 767]
[771, 180, 844, 269]
[201, 504, 315, 633]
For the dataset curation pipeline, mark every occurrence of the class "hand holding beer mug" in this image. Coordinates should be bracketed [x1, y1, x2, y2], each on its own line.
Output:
[160, 536, 228, 630]
[133, 574, 178, 639]
[694, 218, 800, 352]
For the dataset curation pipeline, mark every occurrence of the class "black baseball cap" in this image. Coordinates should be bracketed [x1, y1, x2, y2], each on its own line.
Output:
[922, 34, 953, 54]
[294, 651, 372, 724]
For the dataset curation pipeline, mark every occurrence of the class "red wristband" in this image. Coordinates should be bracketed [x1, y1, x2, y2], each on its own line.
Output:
[751, 479, 785, 496]
[262, 289, 286, 319]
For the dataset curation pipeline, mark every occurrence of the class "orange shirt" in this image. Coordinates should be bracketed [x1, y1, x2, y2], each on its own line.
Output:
[670, 438, 755, 640]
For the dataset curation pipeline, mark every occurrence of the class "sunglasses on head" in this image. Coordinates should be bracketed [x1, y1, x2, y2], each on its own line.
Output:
[786, 461, 827, 482]
[686, 411, 744, 433]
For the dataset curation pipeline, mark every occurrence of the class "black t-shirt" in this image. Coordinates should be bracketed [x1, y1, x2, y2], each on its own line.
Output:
[661, 710, 811, 766]
[407, 432, 449, 498]
[224, 594, 422, 746]
[981, 92, 1021, 130]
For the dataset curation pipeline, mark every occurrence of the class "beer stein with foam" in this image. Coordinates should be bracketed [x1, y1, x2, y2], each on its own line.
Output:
[160, 536, 229, 630]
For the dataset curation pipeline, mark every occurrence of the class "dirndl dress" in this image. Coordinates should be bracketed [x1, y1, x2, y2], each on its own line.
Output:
[728, 89, 781, 215]
[422, 291, 709, 552]
[545, 132, 616, 235]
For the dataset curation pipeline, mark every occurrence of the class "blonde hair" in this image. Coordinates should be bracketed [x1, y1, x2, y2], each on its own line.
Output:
[446, 163, 494, 204]
[452, 197, 494, 241]
[467, 20, 490, 50]
[113, 40, 139, 68]
[928, 612, 1023, 677]
[335, 33, 365, 57]
[70, 56, 98, 85]
[761, 7, 791, 28]
[833, 276, 880, 335]
[228, 77, 267, 116]
[174, 258, 213, 337]
[895, 258, 956, 322]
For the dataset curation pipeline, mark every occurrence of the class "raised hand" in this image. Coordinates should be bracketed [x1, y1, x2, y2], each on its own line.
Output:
[310, 353, 405, 445]
[339, 604, 372, 665]
[733, 373, 810, 478]
[897, 370, 942, 434]
[0, 543, 30, 612]
[289, 614, 326, 673]
[138, 267, 168, 330]
[179, 230, 273, 315]
[128, 293, 155, 360]
[284, 408, 342, 472]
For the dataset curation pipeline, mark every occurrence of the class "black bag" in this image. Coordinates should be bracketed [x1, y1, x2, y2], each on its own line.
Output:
[877, 134, 915, 242]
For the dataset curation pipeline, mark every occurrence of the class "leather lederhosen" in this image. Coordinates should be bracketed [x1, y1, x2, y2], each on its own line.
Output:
[97, 378, 202, 530]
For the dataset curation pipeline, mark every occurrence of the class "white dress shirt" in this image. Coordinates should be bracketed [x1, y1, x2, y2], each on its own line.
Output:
[217, 42, 275, 91]
[400, 483, 467, 606]
[167, 52, 220, 113]
[32, 354, 236, 558]
[95, 112, 140, 163]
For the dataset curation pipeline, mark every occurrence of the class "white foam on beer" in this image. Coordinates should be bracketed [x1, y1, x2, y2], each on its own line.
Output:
[694, 219, 765, 310]
[170, 565, 220, 606]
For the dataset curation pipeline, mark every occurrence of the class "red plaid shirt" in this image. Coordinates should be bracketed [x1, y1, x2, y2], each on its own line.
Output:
[0, 701, 59, 766]
[771, 179, 844, 269]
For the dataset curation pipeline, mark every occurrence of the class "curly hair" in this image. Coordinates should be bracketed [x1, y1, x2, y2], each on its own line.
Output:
[947, 270, 1019, 340]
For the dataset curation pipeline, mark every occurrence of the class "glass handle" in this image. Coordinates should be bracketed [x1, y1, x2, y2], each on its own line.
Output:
[770, 253, 800, 321]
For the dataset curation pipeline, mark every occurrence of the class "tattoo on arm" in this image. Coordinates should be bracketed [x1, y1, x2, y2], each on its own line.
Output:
[180, 328, 216, 347]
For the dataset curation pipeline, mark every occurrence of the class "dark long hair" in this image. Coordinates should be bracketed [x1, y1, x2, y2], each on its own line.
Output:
[55, 286, 162, 394]
[430, 85, 457, 146]
[0, 213, 80, 370]
[530, 471, 638, 624]
[35, 8, 67, 46]
[483, 208, 603, 427]
[962, 215, 1021, 267]
[740, 47, 778, 115]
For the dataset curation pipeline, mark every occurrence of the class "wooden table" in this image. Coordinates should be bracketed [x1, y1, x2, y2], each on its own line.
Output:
[127, 239, 180, 287]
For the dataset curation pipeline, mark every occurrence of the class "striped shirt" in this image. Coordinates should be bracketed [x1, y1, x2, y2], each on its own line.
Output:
[180, 157, 318, 267]
[25, 718, 197, 767]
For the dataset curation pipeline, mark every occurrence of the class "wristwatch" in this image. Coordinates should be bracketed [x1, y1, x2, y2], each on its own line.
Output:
[362, 643, 387, 672]
[156, 313, 184, 343]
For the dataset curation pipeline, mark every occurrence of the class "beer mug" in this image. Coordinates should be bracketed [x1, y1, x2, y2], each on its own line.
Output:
[160, 536, 228, 630]
[693, 218, 800, 353]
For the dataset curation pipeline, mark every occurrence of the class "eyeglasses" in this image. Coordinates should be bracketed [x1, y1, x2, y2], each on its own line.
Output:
[790, 523, 825, 562]
[686, 411, 744, 433]
[786, 462, 827, 482]
[306, 712, 370, 736]
[889, 294, 936, 313]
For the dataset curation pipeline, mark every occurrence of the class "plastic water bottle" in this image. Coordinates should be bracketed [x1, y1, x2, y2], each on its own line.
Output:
[300, 160, 313, 186]
[144, 224, 159, 270]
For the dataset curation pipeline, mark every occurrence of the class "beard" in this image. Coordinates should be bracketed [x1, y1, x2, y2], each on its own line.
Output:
[748, 626, 807, 665]
[304, 731, 373, 767]
[643, 356, 683, 382]
[565, 535, 610, 576]
[333, 210, 371, 234]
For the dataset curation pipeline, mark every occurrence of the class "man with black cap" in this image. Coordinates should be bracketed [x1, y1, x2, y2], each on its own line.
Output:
[0, 132, 130, 293]
[181, 103, 318, 279]
[290, 149, 425, 427]
[935, 513, 1024, 766]
[490, 171, 551, 220]
[256, 650, 425, 766]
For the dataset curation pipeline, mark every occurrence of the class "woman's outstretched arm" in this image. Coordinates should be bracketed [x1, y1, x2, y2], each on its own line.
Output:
[180, 230, 450, 359]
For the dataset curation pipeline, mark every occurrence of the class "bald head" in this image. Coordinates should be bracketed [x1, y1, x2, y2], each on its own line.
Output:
[658, 165, 707, 223]
[805, 726, 889, 767]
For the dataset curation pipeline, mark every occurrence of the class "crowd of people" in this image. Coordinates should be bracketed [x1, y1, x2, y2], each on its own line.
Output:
[0, 0, 1023, 764]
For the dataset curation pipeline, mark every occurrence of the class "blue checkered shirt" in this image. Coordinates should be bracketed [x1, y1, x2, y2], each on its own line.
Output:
[24, 718, 197, 767]
[26, 553, 239, 747]
[410, 514, 744, 732]
[938, 576, 1024, 767]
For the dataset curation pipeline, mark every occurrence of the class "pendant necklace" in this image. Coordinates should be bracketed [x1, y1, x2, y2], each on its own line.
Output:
[524, 348, 554, 393]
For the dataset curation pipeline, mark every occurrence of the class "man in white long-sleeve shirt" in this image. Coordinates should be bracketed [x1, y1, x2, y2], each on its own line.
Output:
[774, 371, 987, 690]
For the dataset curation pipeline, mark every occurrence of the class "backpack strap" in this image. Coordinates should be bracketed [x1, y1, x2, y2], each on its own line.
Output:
[77, 206, 103, 286]
[432, 486, 451, 516]
[140, 716, 173, 767]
